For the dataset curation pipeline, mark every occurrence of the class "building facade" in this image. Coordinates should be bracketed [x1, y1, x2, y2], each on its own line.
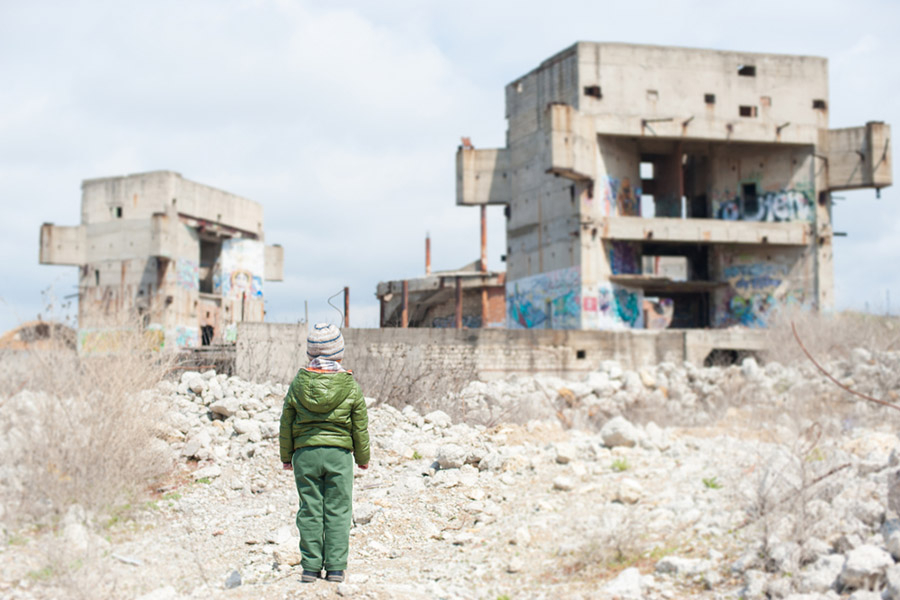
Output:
[40, 170, 283, 351]
[457, 42, 892, 330]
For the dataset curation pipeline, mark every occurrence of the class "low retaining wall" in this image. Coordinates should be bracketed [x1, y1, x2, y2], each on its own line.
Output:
[235, 324, 769, 390]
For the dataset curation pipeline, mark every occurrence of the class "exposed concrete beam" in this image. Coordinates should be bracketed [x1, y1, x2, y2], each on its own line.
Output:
[599, 216, 810, 246]
[39, 224, 86, 266]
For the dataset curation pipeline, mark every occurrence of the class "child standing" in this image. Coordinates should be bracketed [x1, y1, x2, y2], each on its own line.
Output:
[279, 323, 370, 583]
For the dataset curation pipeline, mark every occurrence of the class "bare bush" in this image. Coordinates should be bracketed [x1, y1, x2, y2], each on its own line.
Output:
[764, 308, 900, 366]
[0, 318, 175, 528]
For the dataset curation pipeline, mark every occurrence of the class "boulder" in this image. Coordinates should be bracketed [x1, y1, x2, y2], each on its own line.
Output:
[601, 416, 640, 448]
[840, 545, 893, 591]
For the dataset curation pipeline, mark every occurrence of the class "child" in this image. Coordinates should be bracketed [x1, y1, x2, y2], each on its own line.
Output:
[279, 323, 370, 583]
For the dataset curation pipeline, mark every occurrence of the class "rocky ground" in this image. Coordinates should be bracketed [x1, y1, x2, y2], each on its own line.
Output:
[4, 350, 900, 599]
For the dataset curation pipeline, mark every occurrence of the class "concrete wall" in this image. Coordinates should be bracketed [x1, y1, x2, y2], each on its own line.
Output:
[235, 323, 767, 387]
[575, 42, 828, 144]
[81, 171, 264, 237]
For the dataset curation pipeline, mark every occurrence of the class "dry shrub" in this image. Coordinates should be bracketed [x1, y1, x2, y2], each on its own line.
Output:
[0, 319, 175, 528]
[764, 307, 900, 366]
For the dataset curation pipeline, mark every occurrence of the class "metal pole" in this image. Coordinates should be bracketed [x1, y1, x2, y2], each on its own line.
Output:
[401, 280, 409, 328]
[480, 205, 487, 272]
[426, 233, 431, 275]
[455, 276, 463, 329]
[344, 286, 350, 328]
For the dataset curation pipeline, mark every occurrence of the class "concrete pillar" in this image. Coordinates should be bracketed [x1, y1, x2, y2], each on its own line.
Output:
[480, 205, 487, 272]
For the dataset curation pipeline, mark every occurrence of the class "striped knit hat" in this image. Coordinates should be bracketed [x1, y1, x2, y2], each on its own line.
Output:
[307, 322, 344, 361]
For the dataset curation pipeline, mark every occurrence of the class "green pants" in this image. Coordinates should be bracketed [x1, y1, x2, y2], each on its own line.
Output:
[291, 446, 354, 572]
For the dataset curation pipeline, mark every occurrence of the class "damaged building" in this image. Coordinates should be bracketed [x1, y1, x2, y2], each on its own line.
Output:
[454, 42, 892, 330]
[39, 170, 283, 351]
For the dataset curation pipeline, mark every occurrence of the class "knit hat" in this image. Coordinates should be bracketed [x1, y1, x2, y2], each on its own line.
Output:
[306, 322, 344, 361]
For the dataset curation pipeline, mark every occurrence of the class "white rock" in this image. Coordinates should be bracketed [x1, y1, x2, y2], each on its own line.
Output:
[209, 398, 240, 418]
[514, 526, 531, 546]
[885, 564, 900, 600]
[615, 478, 643, 504]
[840, 544, 893, 591]
[424, 410, 452, 428]
[507, 556, 525, 574]
[436, 444, 467, 469]
[353, 503, 380, 525]
[554, 443, 577, 464]
[192, 465, 222, 481]
[552, 476, 575, 491]
[266, 525, 294, 545]
[601, 416, 640, 448]
[273, 542, 302, 566]
[603, 567, 643, 600]
[336, 583, 359, 596]
[656, 556, 709, 576]
[478, 451, 504, 472]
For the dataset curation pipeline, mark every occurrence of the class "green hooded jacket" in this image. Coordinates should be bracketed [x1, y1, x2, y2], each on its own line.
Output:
[278, 368, 370, 466]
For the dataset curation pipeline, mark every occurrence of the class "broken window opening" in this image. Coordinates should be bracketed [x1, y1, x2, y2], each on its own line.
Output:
[737, 65, 756, 77]
[741, 183, 759, 216]
[94, 269, 100, 286]
[199, 237, 223, 294]
[640, 161, 655, 180]
[584, 85, 602, 99]
[813, 99, 827, 110]
[739, 105, 757, 118]
[704, 93, 716, 104]
[576, 349, 586, 359]
[201, 325, 214, 346]
[113, 206, 123, 218]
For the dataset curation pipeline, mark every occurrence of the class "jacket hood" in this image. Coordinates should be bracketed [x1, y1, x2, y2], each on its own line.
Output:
[297, 369, 354, 414]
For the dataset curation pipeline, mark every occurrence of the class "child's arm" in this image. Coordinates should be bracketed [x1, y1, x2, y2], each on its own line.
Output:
[349, 382, 370, 467]
[279, 387, 297, 466]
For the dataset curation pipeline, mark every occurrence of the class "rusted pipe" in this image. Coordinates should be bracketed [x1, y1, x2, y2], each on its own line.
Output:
[455, 276, 463, 329]
[426, 234, 431, 275]
[343, 286, 349, 328]
[401, 280, 409, 328]
[480, 205, 487, 272]
[481, 286, 488, 328]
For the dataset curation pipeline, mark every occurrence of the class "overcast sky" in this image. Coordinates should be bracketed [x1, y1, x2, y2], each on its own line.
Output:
[1, 0, 897, 332]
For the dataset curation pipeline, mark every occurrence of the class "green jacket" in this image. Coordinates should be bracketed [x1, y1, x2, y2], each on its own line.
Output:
[279, 368, 370, 466]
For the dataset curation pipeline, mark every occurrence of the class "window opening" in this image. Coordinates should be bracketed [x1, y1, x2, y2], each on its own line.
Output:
[737, 65, 756, 76]
[199, 237, 223, 294]
[741, 183, 759, 217]
[739, 105, 757, 118]
[704, 93, 716, 104]
[813, 99, 827, 110]
[584, 85, 602, 99]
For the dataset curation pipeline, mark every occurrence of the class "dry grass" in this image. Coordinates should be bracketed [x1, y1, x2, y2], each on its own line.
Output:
[0, 317, 175, 528]
[764, 308, 900, 365]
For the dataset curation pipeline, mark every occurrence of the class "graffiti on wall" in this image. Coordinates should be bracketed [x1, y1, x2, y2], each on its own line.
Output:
[586, 282, 643, 329]
[714, 189, 813, 223]
[217, 239, 264, 300]
[715, 258, 809, 328]
[601, 176, 641, 217]
[175, 258, 199, 290]
[507, 267, 580, 329]
[644, 298, 674, 329]
[173, 325, 199, 348]
[610, 241, 641, 275]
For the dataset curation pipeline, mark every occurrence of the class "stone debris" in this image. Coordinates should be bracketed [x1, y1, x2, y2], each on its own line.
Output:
[7, 349, 900, 598]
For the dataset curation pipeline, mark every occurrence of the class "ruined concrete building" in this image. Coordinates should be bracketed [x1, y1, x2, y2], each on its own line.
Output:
[40, 171, 283, 350]
[457, 42, 892, 330]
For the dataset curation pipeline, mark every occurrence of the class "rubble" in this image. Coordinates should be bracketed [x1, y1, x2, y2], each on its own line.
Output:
[5, 350, 900, 598]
